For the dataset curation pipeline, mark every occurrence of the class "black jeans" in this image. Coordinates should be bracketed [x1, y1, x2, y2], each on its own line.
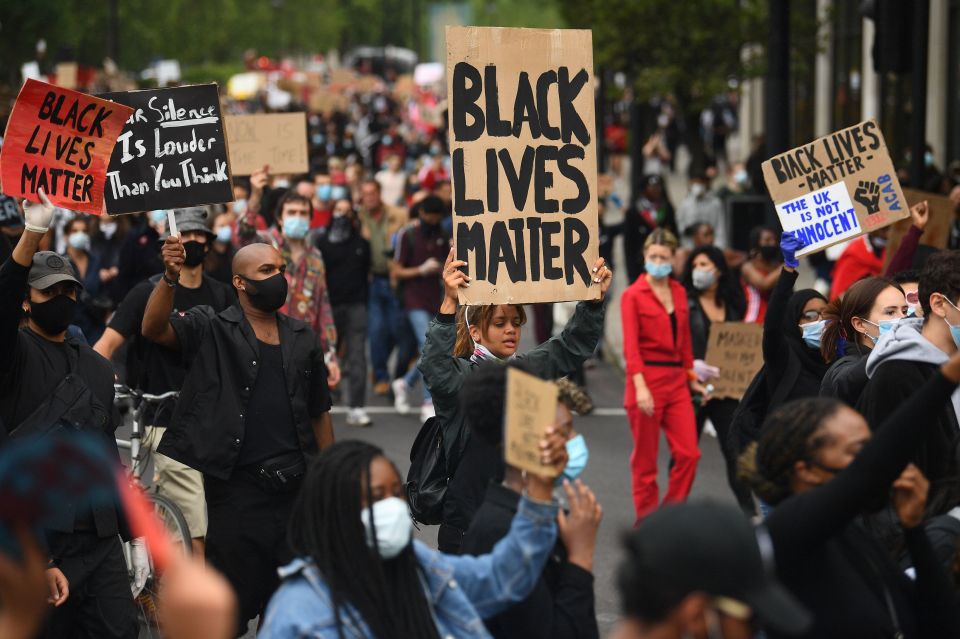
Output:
[204, 471, 299, 634]
[43, 532, 137, 639]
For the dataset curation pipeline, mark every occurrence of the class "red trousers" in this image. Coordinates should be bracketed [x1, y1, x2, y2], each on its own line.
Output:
[626, 367, 701, 521]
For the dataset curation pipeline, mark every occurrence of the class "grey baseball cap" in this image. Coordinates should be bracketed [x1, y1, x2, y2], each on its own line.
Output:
[161, 207, 216, 241]
[28, 252, 83, 290]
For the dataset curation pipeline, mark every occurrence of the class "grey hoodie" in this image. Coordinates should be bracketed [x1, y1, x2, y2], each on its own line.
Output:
[866, 317, 960, 421]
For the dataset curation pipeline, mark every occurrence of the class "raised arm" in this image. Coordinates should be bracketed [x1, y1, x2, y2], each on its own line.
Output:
[884, 200, 928, 277]
[141, 235, 184, 349]
[418, 249, 472, 399]
[762, 234, 803, 375]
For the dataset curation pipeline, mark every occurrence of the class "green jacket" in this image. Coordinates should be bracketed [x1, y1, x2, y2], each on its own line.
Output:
[418, 301, 605, 466]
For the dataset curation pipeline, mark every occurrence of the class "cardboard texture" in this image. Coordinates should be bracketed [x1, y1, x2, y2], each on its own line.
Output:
[704, 322, 764, 400]
[224, 113, 308, 176]
[762, 119, 909, 257]
[505, 368, 560, 478]
[0, 79, 132, 214]
[446, 26, 600, 304]
[100, 84, 233, 214]
[883, 188, 955, 269]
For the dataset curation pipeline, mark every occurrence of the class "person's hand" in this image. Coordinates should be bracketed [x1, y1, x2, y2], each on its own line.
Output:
[159, 555, 237, 639]
[690, 379, 712, 404]
[250, 165, 269, 193]
[0, 528, 57, 639]
[557, 479, 603, 572]
[129, 538, 149, 597]
[22, 188, 56, 234]
[326, 360, 342, 388]
[161, 235, 185, 280]
[45, 567, 69, 607]
[910, 200, 930, 231]
[590, 257, 613, 301]
[780, 231, 804, 269]
[892, 464, 928, 529]
[441, 248, 470, 304]
[635, 384, 654, 417]
[418, 256, 442, 276]
[692, 359, 720, 382]
[526, 426, 570, 501]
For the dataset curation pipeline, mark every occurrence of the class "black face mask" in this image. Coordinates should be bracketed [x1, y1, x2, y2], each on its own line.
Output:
[240, 273, 288, 312]
[759, 245, 781, 262]
[183, 240, 207, 267]
[29, 295, 77, 335]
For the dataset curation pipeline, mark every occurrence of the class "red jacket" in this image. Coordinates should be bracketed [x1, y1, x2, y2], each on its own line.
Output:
[830, 236, 885, 300]
[621, 274, 694, 379]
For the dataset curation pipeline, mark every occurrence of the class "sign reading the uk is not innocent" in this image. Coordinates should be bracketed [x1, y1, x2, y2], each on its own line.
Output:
[101, 84, 233, 214]
[762, 119, 909, 256]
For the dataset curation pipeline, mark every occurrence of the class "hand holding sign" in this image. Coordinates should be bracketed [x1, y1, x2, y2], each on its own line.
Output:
[441, 248, 471, 313]
[21, 188, 55, 234]
[162, 235, 186, 280]
[591, 257, 613, 301]
[780, 232, 805, 269]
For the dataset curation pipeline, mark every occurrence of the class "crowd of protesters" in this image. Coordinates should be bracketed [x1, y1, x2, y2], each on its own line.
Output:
[2, 56, 960, 639]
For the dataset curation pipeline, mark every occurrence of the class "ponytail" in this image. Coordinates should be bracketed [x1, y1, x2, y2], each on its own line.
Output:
[819, 298, 844, 363]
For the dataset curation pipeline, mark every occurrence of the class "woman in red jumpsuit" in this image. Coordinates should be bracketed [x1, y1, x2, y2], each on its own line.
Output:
[621, 229, 709, 521]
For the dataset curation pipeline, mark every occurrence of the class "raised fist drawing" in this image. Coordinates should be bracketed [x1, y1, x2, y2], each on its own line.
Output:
[854, 180, 881, 215]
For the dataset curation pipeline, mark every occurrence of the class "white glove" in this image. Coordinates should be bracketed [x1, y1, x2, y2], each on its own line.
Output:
[692, 359, 721, 382]
[22, 188, 56, 234]
[130, 537, 150, 597]
[418, 257, 442, 276]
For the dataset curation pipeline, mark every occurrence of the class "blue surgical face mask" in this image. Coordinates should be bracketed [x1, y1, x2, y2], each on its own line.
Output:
[941, 296, 960, 348]
[361, 497, 412, 560]
[282, 216, 310, 240]
[924, 151, 934, 167]
[645, 261, 672, 279]
[801, 319, 827, 349]
[232, 199, 247, 215]
[331, 185, 349, 201]
[150, 210, 167, 224]
[316, 184, 332, 201]
[311, 133, 325, 146]
[67, 231, 90, 252]
[215, 226, 232, 243]
[859, 317, 900, 344]
[562, 434, 589, 482]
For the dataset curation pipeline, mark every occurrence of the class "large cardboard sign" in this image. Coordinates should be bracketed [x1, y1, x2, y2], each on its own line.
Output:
[101, 84, 232, 214]
[505, 368, 560, 478]
[0, 79, 132, 214]
[762, 120, 909, 257]
[704, 322, 764, 401]
[446, 26, 600, 304]
[224, 113, 308, 176]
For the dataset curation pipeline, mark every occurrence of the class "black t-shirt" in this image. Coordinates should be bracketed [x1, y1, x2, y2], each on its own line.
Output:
[236, 340, 299, 466]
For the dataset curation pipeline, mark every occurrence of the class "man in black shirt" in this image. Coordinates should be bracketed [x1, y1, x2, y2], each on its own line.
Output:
[0, 190, 137, 638]
[95, 207, 233, 555]
[142, 235, 334, 629]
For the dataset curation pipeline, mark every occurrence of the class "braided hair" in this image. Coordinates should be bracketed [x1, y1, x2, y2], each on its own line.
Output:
[288, 441, 440, 639]
[739, 398, 843, 505]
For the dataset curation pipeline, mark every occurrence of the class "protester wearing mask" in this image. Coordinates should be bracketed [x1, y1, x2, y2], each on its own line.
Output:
[892, 269, 923, 318]
[740, 349, 960, 638]
[676, 170, 727, 250]
[623, 174, 678, 283]
[740, 226, 782, 323]
[264, 192, 341, 389]
[95, 207, 233, 556]
[260, 434, 568, 638]
[89, 215, 125, 306]
[420, 249, 610, 553]
[315, 199, 373, 427]
[205, 211, 237, 284]
[391, 196, 451, 423]
[311, 175, 334, 229]
[461, 366, 603, 639]
[613, 502, 811, 639]
[818, 277, 907, 407]
[61, 216, 111, 344]
[622, 230, 707, 521]
[116, 208, 166, 299]
[0, 190, 139, 638]
[829, 228, 889, 299]
[142, 239, 334, 630]
[236, 168, 271, 244]
[681, 246, 754, 514]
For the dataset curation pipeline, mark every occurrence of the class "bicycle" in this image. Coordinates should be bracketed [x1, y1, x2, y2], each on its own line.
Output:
[114, 384, 191, 635]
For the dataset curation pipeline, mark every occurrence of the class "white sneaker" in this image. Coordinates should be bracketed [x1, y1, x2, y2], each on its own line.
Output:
[346, 408, 372, 427]
[392, 379, 411, 415]
[419, 401, 436, 423]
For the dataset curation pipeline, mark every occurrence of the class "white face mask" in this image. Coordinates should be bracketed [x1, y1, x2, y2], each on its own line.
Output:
[361, 497, 412, 559]
[690, 183, 706, 197]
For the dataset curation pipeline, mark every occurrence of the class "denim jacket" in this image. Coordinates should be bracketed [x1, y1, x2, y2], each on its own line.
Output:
[258, 496, 558, 638]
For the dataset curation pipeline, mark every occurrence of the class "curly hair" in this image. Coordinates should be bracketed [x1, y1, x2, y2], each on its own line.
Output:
[555, 378, 594, 416]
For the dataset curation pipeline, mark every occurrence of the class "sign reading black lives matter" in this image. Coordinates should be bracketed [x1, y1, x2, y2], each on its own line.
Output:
[101, 84, 233, 214]
[762, 119, 909, 257]
[447, 26, 600, 304]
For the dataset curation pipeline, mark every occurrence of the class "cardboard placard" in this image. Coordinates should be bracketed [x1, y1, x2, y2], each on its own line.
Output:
[883, 188, 956, 269]
[224, 113, 308, 176]
[0, 79, 133, 214]
[505, 368, 560, 477]
[446, 26, 600, 304]
[100, 84, 233, 214]
[762, 119, 909, 257]
[704, 322, 764, 400]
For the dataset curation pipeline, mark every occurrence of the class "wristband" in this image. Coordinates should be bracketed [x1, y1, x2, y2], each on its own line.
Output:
[24, 224, 50, 234]
[162, 272, 179, 288]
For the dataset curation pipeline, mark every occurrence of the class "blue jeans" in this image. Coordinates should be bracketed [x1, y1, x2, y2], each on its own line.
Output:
[403, 309, 433, 403]
[368, 276, 399, 383]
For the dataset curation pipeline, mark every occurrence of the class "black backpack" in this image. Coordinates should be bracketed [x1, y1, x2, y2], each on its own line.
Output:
[405, 417, 449, 525]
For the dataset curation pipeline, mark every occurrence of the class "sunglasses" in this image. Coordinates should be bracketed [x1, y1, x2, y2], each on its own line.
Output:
[800, 310, 823, 322]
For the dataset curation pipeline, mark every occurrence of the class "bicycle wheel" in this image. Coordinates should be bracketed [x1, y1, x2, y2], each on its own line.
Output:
[132, 494, 192, 634]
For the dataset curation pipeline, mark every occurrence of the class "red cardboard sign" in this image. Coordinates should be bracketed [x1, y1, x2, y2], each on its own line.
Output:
[0, 79, 132, 214]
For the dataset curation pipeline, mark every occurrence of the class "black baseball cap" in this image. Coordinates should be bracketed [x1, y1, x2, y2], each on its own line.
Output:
[620, 501, 811, 635]
[161, 207, 216, 241]
[28, 252, 83, 290]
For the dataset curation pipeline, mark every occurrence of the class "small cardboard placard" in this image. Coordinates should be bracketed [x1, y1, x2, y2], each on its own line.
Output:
[704, 322, 764, 401]
[0, 79, 133, 214]
[505, 368, 559, 478]
[224, 113, 308, 176]
[54, 63, 79, 90]
[446, 26, 600, 304]
[762, 119, 909, 257]
[100, 84, 233, 214]
[883, 188, 956, 268]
